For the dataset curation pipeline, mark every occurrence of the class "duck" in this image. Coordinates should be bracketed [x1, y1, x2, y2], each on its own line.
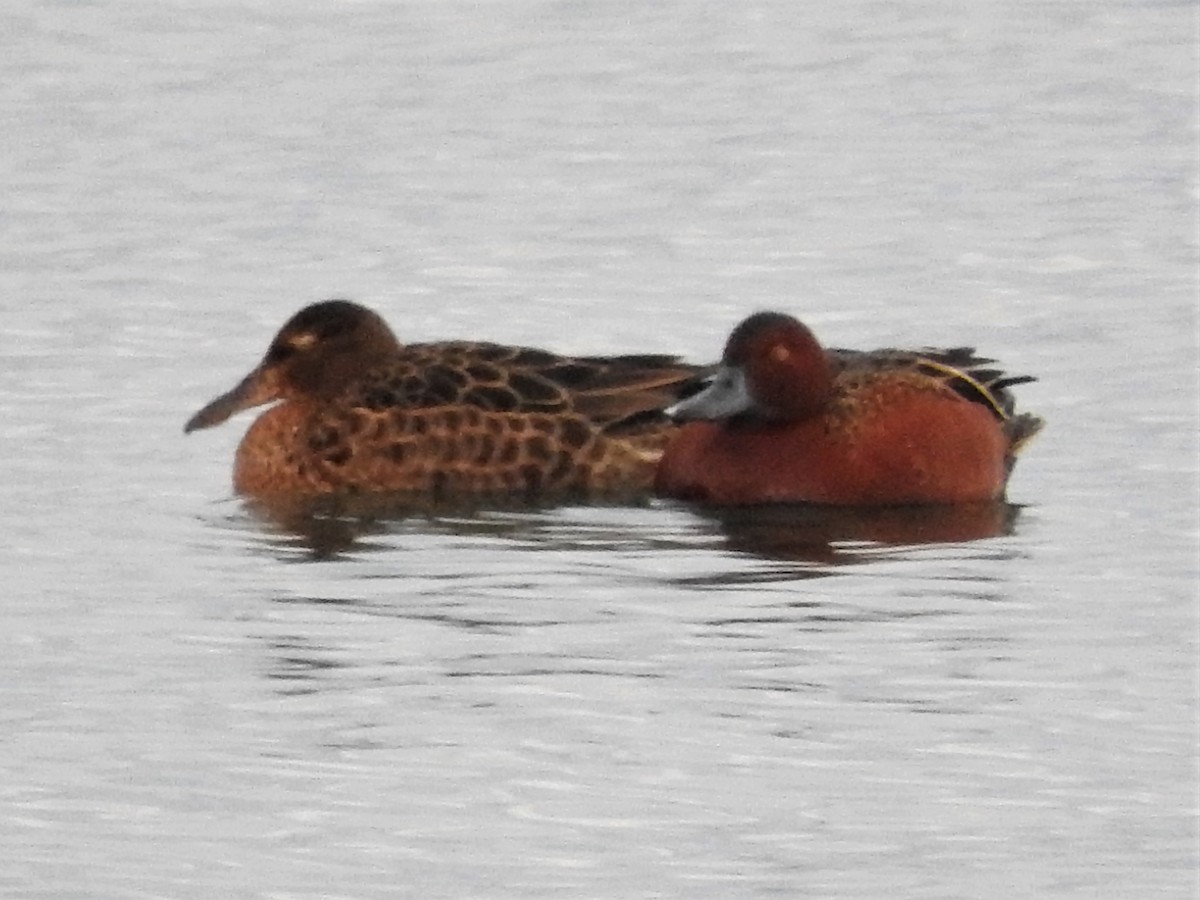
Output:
[185, 299, 701, 499]
[655, 311, 1043, 506]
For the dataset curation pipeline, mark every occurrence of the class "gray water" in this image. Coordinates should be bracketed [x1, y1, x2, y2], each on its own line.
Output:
[1, 1, 1196, 898]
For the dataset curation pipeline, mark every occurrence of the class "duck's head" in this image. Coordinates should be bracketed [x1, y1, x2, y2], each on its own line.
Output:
[666, 311, 833, 423]
[185, 299, 401, 433]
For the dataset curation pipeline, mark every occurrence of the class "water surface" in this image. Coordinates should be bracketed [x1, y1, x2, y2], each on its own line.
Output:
[1, 2, 1196, 898]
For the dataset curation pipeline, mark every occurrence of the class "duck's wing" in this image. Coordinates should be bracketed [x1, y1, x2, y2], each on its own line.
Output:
[830, 345, 1038, 421]
[342, 341, 702, 426]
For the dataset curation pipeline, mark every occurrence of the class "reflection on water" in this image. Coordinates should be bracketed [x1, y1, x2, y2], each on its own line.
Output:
[264, 635, 350, 693]
[213, 496, 1031, 708]
[233, 492, 1024, 569]
[687, 500, 1021, 567]
[5, 0, 1193, 893]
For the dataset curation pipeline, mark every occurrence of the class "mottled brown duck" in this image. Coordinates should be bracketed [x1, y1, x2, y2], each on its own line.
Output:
[185, 300, 701, 500]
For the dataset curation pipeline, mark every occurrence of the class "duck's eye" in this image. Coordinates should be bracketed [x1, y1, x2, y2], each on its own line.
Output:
[768, 342, 791, 365]
[265, 331, 317, 364]
[289, 332, 318, 352]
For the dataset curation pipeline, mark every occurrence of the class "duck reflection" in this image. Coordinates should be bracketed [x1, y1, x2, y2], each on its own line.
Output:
[234, 490, 1022, 567]
[240, 491, 612, 561]
[231, 498, 1024, 711]
[700, 500, 1022, 565]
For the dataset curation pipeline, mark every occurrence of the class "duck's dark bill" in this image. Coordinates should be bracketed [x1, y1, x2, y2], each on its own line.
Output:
[185, 368, 276, 433]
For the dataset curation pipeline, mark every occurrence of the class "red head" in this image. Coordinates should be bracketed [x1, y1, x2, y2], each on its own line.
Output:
[668, 312, 834, 422]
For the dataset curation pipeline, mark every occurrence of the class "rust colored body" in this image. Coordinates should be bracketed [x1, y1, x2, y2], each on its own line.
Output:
[656, 312, 1042, 506]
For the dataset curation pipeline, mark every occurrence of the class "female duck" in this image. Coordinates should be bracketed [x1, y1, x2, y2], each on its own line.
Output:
[656, 312, 1042, 506]
[186, 300, 699, 499]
